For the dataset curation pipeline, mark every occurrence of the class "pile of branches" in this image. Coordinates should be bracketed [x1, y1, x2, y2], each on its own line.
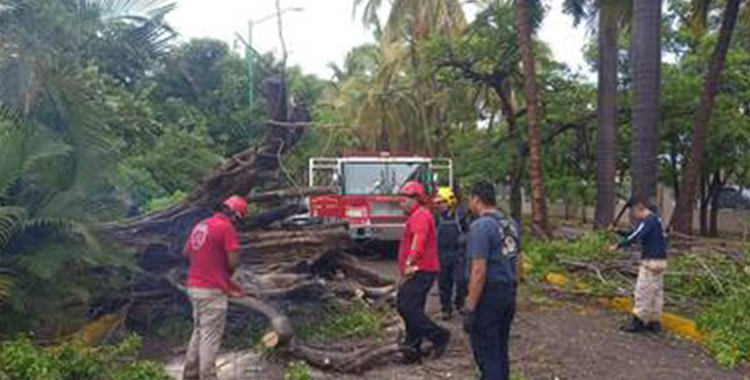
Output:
[100, 75, 408, 373]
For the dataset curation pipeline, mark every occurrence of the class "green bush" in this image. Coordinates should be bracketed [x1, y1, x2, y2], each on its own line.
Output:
[698, 277, 750, 367]
[524, 232, 616, 281]
[284, 360, 312, 380]
[298, 302, 384, 342]
[0, 335, 170, 380]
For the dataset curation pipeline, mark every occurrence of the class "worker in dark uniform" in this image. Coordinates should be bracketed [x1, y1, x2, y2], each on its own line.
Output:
[609, 197, 668, 333]
[435, 187, 469, 320]
[453, 184, 471, 311]
[397, 181, 451, 363]
[463, 180, 519, 380]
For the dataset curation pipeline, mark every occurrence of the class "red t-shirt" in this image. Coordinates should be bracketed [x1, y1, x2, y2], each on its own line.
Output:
[185, 213, 240, 291]
[398, 206, 439, 274]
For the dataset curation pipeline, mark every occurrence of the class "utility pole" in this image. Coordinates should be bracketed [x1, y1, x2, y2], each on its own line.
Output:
[237, 7, 303, 110]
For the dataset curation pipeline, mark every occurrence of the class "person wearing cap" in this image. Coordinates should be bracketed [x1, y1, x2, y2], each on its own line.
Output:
[182, 195, 247, 380]
[434, 187, 470, 320]
[397, 181, 451, 363]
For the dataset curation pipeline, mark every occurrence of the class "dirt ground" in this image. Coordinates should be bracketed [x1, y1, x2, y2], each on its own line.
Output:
[161, 257, 750, 380]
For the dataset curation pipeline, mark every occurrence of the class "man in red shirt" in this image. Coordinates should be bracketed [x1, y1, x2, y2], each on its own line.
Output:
[396, 181, 451, 364]
[182, 195, 246, 380]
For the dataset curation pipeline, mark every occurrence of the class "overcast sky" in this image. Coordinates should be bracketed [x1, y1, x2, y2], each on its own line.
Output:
[168, 0, 590, 80]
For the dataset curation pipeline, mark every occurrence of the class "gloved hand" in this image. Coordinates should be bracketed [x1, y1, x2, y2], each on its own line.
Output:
[463, 311, 476, 334]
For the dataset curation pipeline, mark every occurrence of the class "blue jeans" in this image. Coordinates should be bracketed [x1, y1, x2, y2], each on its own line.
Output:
[469, 284, 516, 380]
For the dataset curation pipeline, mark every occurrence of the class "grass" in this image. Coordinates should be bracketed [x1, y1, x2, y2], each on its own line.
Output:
[525, 232, 750, 367]
[296, 301, 385, 343]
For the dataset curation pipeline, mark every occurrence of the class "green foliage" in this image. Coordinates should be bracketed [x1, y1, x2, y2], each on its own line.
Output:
[298, 302, 384, 342]
[0, 335, 170, 380]
[284, 360, 312, 380]
[523, 232, 616, 280]
[698, 280, 750, 367]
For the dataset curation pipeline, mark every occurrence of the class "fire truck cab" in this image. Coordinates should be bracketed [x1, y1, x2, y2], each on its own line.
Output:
[308, 153, 453, 242]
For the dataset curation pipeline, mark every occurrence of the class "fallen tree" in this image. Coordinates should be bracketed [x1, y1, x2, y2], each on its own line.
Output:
[102, 74, 408, 373]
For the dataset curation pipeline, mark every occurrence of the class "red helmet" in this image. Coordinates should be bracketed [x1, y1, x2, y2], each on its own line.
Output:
[401, 181, 426, 200]
[223, 195, 247, 219]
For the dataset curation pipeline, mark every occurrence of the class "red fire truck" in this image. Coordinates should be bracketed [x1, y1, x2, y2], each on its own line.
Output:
[308, 153, 453, 242]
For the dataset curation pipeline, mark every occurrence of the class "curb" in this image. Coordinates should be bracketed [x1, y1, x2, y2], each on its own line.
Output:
[542, 272, 705, 342]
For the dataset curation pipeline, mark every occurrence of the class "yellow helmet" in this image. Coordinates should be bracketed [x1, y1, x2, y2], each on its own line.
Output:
[436, 187, 457, 208]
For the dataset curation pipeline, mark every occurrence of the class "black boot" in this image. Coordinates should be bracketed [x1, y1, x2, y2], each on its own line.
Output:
[647, 321, 662, 334]
[400, 339, 423, 364]
[621, 316, 649, 333]
[431, 329, 452, 359]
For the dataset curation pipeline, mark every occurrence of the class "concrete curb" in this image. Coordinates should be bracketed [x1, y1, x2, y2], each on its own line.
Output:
[541, 272, 705, 342]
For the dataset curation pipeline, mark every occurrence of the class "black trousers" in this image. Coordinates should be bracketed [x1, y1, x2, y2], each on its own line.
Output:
[397, 271, 447, 347]
[469, 284, 516, 380]
[438, 249, 468, 313]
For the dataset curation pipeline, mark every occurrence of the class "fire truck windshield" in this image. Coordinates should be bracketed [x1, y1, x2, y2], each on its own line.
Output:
[342, 162, 428, 195]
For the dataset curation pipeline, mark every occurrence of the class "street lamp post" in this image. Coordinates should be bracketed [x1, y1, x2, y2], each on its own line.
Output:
[240, 7, 303, 109]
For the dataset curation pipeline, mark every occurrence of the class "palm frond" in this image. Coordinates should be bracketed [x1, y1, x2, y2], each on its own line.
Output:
[563, 0, 590, 26]
[79, 0, 177, 22]
[0, 206, 26, 253]
[0, 268, 13, 304]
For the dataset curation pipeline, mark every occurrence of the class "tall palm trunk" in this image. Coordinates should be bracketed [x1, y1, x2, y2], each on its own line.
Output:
[672, 0, 741, 234]
[515, 0, 550, 237]
[594, 1, 620, 229]
[630, 0, 662, 203]
[496, 80, 523, 221]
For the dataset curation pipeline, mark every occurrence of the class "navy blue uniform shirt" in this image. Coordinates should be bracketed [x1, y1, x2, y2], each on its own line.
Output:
[466, 211, 517, 284]
[617, 214, 668, 260]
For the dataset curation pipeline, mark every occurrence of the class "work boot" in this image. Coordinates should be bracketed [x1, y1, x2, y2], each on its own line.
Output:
[400, 339, 423, 364]
[621, 316, 649, 333]
[647, 321, 662, 334]
[431, 329, 452, 359]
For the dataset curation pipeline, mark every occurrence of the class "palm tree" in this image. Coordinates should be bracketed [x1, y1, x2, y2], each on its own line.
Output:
[0, 0, 175, 214]
[564, 0, 630, 229]
[352, 0, 467, 154]
[672, 0, 743, 234]
[515, 0, 550, 237]
[629, 0, 663, 203]
[354, 0, 466, 43]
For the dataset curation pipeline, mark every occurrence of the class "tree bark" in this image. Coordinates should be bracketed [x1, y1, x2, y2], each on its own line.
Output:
[515, 0, 551, 237]
[595, 1, 620, 229]
[699, 173, 709, 236]
[709, 187, 720, 237]
[672, 0, 741, 234]
[496, 80, 523, 221]
[630, 0, 662, 203]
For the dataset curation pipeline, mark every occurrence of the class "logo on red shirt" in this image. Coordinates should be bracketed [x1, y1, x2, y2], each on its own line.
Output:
[189, 222, 209, 251]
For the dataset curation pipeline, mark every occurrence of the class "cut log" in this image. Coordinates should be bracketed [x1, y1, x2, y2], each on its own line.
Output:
[287, 342, 403, 374]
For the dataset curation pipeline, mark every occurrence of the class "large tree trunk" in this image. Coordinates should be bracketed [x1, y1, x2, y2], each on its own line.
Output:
[102, 76, 306, 261]
[709, 188, 720, 237]
[699, 173, 709, 236]
[630, 0, 663, 203]
[672, 0, 741, 234]
[496, 81, 523, 221]
[595, 1, 620, 229]
[515, 0, 550, 237]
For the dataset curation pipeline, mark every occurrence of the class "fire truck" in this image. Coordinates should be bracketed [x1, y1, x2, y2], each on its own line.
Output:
[308, 153, 453, 243]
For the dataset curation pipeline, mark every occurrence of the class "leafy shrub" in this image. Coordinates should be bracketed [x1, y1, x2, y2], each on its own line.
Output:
[298, 302, 384, 342]
[284, 360, 312, 380]
[0, 335, 170, 380]
[697, 267, 750, 367]
[523, 232, 616, 281]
